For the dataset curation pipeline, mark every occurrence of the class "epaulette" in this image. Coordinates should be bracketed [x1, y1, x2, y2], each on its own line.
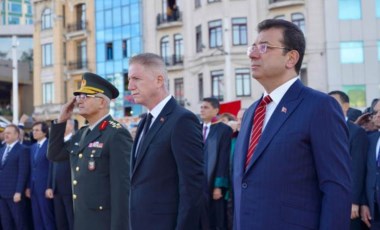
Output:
[108, 120, 122, 129]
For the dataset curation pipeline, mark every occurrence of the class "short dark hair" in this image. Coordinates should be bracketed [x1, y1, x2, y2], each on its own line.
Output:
[257, 19, 305, 74]
[6, 124, 20, 135]
[32, 121, 49, 137]
[328, 90, 349, 104]
[203, 97, 220, 109]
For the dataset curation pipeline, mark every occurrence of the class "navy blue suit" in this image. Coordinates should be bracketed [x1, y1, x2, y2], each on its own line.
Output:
[233, 80, 351, 229]
[50, 160, 73, 230]
[29, 140, 55, 230]
[0, 142, 30, 229]
[130, 97, 205, 230]
[364, 132, 380, 225]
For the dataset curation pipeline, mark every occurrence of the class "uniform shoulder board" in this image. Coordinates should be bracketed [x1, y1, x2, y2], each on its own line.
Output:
[108, 120, 122, 129]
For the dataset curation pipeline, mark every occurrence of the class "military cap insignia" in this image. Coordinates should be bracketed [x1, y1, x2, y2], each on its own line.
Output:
[81, 79, 87, 87]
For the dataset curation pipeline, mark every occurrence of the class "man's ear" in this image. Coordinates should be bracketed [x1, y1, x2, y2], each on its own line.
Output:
[285, 50, 300, 69]
[157, 75, 164, 87]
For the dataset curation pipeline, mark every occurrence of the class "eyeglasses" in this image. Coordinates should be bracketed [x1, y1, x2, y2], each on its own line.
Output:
[246, 43, 289, 56]
[75, 94, 102, 101]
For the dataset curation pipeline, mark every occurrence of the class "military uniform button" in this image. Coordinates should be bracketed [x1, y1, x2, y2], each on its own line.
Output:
[76, 167, 80, 171]
[73, 180, 77, 185]
[99, 206, 103, 210]
[73, 194, 77, 199]
[92, 150, 95, 154]
[79, 154, 83, 158]
[70, 150, 73, 153]
[90, 154, 94, 157]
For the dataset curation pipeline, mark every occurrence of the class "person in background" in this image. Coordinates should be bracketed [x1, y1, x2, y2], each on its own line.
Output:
[26, 121, 56, 230]
[233, 19, 351, 229]
[361, 99, 380, 229]
[0, 124, 29, 229]
[200, 98, 232, 230]
[47, 72, 132, 229]
[329, 90, 368, 230]
[48, 119, 75, 230]
[128, 53, 204, 230]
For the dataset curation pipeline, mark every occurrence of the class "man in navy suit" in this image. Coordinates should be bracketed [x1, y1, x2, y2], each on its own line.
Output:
[329, 90, 369, 230]
[26, 122, 56, 230]
[0, 124, 29, 229]
[233, 19, 351, 230]
[48, 119, 75, 230]
[128, 53, 204, 230]
[361, 99, 380, 229]
[200, 97, 232, 230]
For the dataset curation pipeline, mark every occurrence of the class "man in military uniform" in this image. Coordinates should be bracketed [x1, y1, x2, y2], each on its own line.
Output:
[47, 72, 132, 229]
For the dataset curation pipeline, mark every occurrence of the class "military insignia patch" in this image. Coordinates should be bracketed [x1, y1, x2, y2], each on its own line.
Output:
[88, 159, 95, 171]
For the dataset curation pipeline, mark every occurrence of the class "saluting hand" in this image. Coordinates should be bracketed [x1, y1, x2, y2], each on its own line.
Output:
[58, 97, 76, 123]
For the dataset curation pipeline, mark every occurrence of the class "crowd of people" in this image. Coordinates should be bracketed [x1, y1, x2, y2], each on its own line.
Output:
[0, 18, 379, 230]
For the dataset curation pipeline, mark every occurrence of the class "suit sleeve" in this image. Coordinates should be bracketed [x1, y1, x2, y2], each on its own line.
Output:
[110, 127, 132, 230]
[310, 96, 351, 229]
[16, 145, 30, 193]
[214, 125, 232, 189]
[47, 122, 71, 162]
[171, 112, 204, 230]
[350, 125, 368, 204]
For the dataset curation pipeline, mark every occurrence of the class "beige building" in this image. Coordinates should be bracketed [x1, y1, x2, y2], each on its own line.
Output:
[143, 0, 380, 114]
[32, 0, 96, 122]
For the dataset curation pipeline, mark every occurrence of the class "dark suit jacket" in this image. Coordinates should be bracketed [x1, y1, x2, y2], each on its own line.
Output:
[48, 115, 132, 230]
[29, 140, 52, 194]
[204, 122, 232, 193]
[0, 142, 30, 198]
[233, 80, 351, 230]
[346, 121, 368, 204]
[51, 161, 72, 195]
[364, 131, 380, 216]
[130, 97, 204, 230]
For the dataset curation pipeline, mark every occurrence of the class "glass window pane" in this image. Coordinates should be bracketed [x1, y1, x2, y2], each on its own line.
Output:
[340, 41, 364, 63]
[339, 0, 361, 20]
[105, 10, 112, 28]
[377, 0, 380, 18]
[113, 7, 121, 27]
[378, 41, 380, 61]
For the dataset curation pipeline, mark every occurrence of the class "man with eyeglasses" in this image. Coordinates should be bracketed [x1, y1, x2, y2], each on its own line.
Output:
[233, 19, 351, 230]
[47, 72, 133, 229]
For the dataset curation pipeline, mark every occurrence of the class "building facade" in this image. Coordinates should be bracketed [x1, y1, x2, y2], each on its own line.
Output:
[1, 0, 33, 25]
[33, 0, 96, 122]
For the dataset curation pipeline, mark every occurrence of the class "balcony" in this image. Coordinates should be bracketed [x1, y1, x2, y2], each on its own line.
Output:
[67, 59, 88, 74]
[66, 21, 89, 40]
[268, 0, 304, 9]
[156, 11, 183, 29]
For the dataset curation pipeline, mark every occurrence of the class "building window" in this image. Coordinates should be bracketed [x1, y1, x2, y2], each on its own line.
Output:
[339, 0, 361, 20]
[27, 4, 33, 14]
[25, 17, 33, 25]
[291, 13, 305, 34]
[42, 43, 53, 67]
[343, 85, 366, 107]
[41, 8, 52, 30]
[106, 42, 113, 60]
[377, 0, 380, 18]
[232, 18, 247, 46]
[340, 41, 364, 63]
[77, 40, 87, 68]
[174, 78, 184, 106]
[195, 0, 201, 8]
[160, 36, 170, 65]
[378, 41, 380, 61]
[209, 20, 223, 48]
[42, 82, 54, 104]
[8, 16, 20, 25]
[211, 70, 224, 101]
[122, 39, 131, 58]
[196, 25, 202, 53]
[8, 2, 22, 13]
[76, 3, 86, 30]
[174, 34, 183, 64]
[198, 73, 203, 101]
[235, 68, 251, 97]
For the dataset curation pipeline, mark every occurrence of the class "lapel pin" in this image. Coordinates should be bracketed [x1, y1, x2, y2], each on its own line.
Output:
[281, 106, 287, 113]
[160, 117, 165, 123]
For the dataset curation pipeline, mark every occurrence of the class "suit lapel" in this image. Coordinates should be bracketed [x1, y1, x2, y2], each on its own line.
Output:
[245, 80, 304, 171]
[132, 97, 176, 175]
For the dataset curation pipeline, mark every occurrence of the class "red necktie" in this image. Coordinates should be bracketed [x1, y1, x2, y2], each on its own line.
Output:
[245, 95, 272, 169]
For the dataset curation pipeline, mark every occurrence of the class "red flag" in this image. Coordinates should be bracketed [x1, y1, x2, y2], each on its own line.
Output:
[219, 100, 241, 116]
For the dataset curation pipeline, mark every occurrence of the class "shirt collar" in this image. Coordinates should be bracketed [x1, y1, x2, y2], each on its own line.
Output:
[264, 77, 298, 104]
[37, 137, 47, 146]
[6, 140, 18, 149]
[148, 95, 172, 119]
